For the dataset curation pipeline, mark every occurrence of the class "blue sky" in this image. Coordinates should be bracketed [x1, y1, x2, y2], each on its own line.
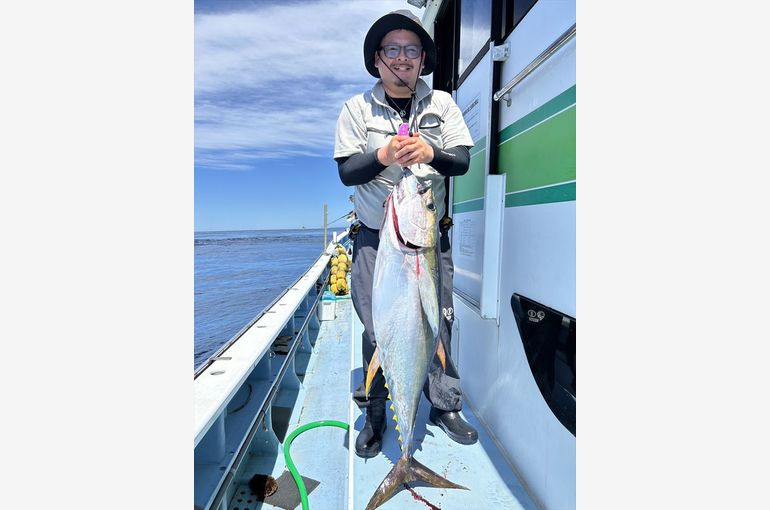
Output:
[194, 0, 421, 231]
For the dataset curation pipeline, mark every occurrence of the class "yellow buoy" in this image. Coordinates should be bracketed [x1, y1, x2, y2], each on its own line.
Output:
[331, 283, 338, 294]
[338, 262, 347, 273]
[330, 274, 337, 284]
[337, 271, 346, 281]
[338, 253, 348, 264]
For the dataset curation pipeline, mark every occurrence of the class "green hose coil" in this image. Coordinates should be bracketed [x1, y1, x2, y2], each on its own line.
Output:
[283, 420, 350, 510]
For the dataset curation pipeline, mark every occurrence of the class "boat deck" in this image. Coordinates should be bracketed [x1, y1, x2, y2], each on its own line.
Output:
[242, 295, 538, 510]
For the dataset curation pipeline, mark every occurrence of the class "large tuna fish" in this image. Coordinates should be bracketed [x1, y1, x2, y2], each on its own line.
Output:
[364, 168, 468, 510]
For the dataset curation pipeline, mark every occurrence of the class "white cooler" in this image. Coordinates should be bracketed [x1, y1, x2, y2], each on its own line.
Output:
[319, 290, 336, 321]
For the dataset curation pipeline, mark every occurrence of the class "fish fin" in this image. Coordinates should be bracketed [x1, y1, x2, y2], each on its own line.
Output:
[379, 194, 393, 232]
[364, 346, 381, 399]
[416, 253, 440, 339]
[436, 339, 447, 371]
[410, 457, 468, 490]
[364, 456, 468, 510]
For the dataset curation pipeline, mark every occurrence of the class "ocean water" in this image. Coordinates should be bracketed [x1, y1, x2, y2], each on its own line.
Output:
[194, 228, 327, 370]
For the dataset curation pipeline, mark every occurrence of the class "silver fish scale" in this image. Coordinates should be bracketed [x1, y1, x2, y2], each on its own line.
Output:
[378, 279, 435, 456]
[372, 186, 439, 460]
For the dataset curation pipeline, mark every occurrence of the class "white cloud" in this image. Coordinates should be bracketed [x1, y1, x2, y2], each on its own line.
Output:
[195, 0, 421, 166]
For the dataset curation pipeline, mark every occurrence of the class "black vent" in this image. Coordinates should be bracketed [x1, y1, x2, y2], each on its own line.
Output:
[511, 293, 575, 435]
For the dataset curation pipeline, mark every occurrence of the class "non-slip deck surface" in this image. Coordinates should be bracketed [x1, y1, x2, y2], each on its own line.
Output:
[349, 303, 539, 510]
[242, 295, 538, 510]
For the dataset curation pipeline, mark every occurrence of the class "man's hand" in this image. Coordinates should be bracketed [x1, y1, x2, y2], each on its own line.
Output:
[395, 133, 434, 167]
[377, 135, 409, 167]
[378, 133, 435, 167]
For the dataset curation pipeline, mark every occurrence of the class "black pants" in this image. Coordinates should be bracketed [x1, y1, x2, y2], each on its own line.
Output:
[351, 223, 462, 412]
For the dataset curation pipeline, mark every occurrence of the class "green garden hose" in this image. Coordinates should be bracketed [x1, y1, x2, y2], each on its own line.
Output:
[283, 420, 350, 510]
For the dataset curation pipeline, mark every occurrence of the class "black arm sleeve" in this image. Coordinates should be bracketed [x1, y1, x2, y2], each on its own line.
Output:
[428, 145, 471, 177]
[335, 151, 387, 186]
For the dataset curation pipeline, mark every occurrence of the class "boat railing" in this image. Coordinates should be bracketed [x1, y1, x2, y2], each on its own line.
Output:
[205, 279, 330, 510]
[194, 230, 349, 510]
[195, 252, 325, 379]
[493, 23, 576, 106]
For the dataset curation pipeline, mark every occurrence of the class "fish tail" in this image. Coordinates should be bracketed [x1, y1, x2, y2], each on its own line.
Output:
[364, 456, 468, 510]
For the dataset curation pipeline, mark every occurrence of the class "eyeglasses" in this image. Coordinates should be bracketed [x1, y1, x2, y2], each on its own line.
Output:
[379, 44, 423, 59]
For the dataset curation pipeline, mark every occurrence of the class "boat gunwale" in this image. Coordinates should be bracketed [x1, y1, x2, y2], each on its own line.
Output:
[205, 269, 333, 510]
[195, 251, 324, 379]
[193, 232, 348, 444]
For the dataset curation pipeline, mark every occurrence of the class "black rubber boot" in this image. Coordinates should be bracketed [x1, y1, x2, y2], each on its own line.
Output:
[429, 408, 478, 445]
[355, 398, 387, 458]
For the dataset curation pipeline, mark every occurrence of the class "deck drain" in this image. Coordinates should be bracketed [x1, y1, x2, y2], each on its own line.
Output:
[228, 471, 319, 510]
[249, 474, 278, 498]
[227, 483, 260, 510]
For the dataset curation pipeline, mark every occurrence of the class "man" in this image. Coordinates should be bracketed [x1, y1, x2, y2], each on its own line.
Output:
[334, 10, 478, 458]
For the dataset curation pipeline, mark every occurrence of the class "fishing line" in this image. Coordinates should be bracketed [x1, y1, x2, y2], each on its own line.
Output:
[379, 50, 425, 136]
[327, 210, 355, 225]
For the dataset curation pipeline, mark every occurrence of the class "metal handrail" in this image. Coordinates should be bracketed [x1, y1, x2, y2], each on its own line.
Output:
[206, 282, 328, 510]
[194, 231, 348, 379]
[493, 23, 576, 105]
[193, 270, 313, 378]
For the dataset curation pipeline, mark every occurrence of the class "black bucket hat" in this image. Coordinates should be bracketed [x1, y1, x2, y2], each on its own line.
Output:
[363, 9, 437, 78]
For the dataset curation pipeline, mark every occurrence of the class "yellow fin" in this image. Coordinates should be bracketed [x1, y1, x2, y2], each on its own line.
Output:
[393, 415, 398, 422]
[364, 346, 381, 398]
[398, 435, 403, 443]
[390, 404, 395, 411]
[395, 424, 400, 431]
[437, 339, 447, 371]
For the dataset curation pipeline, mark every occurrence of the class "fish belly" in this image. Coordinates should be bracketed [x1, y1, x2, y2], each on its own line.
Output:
[372, 220, 437, 455]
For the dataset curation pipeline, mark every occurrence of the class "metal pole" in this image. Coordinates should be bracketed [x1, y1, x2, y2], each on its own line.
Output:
[323, 204, 328, 249]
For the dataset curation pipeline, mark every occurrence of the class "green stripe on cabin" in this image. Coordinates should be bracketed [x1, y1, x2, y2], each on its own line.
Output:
[452, 149, 486, 203]
[451, 86, 576, 211]
[499, 85, 575, 142]
[468, 137, 486, 157]
[453, 198, 485, 213]
[505, 182, 575, 207]
[499, 106, 576, 194]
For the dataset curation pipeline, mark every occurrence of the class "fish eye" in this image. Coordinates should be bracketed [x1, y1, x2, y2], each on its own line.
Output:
[426, 202, 435, 211]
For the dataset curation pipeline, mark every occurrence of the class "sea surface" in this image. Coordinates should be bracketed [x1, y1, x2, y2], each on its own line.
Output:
[194, 228, 327, 370]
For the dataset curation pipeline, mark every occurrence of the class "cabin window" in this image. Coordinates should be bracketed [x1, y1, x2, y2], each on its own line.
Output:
[458, 0, 492, 78]
[510, 293, 576, 436]
[432, 0, 459, 92]
[503, 0, 538, 38]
